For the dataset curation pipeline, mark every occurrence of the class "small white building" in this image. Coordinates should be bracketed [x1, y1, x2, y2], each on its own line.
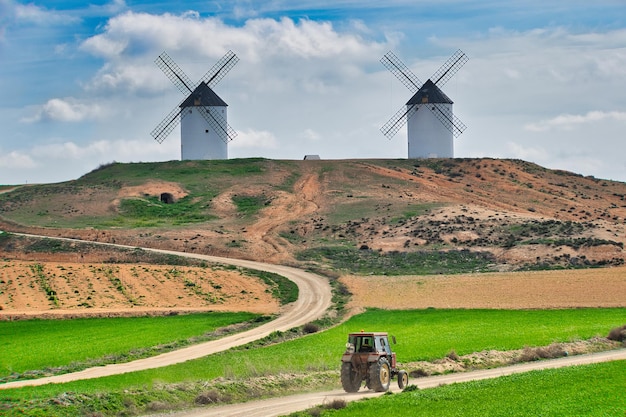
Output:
[179, 82, 228, 160]
[406, 79, 454, 159]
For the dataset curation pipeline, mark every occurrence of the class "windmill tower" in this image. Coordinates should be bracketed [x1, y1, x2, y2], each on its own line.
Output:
[380, 50, 468, 158]
[151, 51, 239, 160]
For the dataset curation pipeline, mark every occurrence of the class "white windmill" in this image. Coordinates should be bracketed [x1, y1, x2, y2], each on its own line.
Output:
[151, 51, 239, 160]
[380, 50, 468, 158]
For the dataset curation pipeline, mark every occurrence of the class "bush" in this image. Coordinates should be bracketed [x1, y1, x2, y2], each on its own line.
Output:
[194, 389, 231, 405]
[446, 350, 460, 361]
[302, 322, 320, 334]
[607, 325, 626, 342]
[516, 344, 567, 362]
[410, 368, 430, 378]
[324, 399, 347, 410]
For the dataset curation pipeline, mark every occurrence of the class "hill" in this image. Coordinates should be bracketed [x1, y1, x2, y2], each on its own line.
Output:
[1, 158, 624, 270]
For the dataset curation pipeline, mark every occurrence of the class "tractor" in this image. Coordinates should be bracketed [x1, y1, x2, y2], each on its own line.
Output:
[340, 331, 408, 392]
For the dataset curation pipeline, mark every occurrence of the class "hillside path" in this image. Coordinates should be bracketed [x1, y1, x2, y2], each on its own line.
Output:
[150, 349, 626, 417]
[0, 233, 333, 390]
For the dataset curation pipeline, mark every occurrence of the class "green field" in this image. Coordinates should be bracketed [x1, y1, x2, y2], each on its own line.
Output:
[297, 360, 626, 417]
[0, 308, 623, 416]
[0, 312, 261, 381]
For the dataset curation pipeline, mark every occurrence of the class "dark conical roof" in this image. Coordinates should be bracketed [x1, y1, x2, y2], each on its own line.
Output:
[180, 82, 227, 108]
[406, 79, 452, 105]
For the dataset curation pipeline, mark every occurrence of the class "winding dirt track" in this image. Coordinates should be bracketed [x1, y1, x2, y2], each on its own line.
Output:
[154, 350, 626, 417]
[0, 233, 332, 390]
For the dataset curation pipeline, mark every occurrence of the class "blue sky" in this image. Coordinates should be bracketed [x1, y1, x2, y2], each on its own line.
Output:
[1, 0, 625, 184]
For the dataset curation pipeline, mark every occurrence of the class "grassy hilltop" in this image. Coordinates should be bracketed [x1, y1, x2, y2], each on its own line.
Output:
[1, 157, 624, 273]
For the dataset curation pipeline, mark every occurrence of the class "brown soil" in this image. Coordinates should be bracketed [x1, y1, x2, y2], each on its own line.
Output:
[0, 261, 278, 320]
[341, 266, 626, 311]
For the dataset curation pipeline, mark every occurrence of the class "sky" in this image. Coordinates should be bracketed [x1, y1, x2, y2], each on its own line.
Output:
[1, 0, 625, 185]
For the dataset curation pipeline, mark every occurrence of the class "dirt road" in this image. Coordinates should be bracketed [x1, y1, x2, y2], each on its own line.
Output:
[150, 349, 626, 417]
[0, 234, 333, 390]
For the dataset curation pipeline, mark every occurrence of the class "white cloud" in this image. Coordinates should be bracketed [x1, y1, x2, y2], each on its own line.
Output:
[0, 149, 36, 169]
[0, 137, 180, 184]
[86, 0, 128, 16]
[83, 63, 165, 93]
[506, 142, 548, 161]
[231, 129, 279, 149]
[525, 111, 626, 132]
[13, 2, 79, 25]
[301, 129, 321, 141]
[29, 138, 174, 160]
[22, 98, 105, 123]
[80, 12, 385, 64]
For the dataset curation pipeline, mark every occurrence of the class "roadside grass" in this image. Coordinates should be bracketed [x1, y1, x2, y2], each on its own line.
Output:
[296, 360, 626, 417]
[247, 269, 299, 305]
[0, 312, 261, 381]
[1, 307, 623, 417]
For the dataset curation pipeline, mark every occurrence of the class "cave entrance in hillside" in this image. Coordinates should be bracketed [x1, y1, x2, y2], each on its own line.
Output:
[160, 192, 175, 204]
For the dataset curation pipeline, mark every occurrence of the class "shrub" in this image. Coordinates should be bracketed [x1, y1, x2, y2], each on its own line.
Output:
[145, 401, 171, 412]
[446, 350, 460, 361]
[195, 389, 231, 404]
[607, 324, 626, 342]
[324, 399, 347, 410]
[516, 344, 567, 362]
[410, 368, 430, 378]
[303, 322, 320, 334]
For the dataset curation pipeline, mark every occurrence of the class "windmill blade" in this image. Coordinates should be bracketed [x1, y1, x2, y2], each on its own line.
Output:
[429, 103, 467, 138]
[380, 51, 422, 93]
[430, 49, 468, 87]
[155, 51, 195, 95]
[380, 104, 419, 139]
[200, 50, 240, 88]
[151, 104, 185, 144]
[197, 106, 238, 143]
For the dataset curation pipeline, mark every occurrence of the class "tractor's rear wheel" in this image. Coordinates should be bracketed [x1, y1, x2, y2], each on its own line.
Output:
[368, 358, 391, 392]
[341, 362, 362, 392]
[398, 370, 409, 389]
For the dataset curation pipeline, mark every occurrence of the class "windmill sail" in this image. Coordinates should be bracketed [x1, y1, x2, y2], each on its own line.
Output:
[380, 51, 422, 93]
[430, 49, 468, 87]
[151, 50, 239, 152]
[155, 51, 195, 94]
[380, 49, 468, 158]
[380, 105, 418, 140]
[201, 50, 239, 88]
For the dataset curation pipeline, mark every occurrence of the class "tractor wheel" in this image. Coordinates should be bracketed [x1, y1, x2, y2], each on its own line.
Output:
[398, 370, 409, 389]
[341, 362, 362, 392]
[368, 358, 391, 392]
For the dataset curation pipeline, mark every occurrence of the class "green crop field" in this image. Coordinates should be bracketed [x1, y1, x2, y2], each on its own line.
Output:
[0, 311, 260, 381]
[299, 360, 626, 417]
[0, 308, 623, 417]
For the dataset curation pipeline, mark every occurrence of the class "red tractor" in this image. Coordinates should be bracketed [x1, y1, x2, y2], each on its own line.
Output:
[340, 331, 408, 392]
